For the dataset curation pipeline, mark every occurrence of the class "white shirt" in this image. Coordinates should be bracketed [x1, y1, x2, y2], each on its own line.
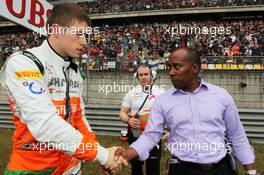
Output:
[122, 85, 165, 115]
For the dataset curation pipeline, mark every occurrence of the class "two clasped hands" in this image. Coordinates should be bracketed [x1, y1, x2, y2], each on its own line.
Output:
[101, 130, 170, 174]
[102, 146, 134, 175]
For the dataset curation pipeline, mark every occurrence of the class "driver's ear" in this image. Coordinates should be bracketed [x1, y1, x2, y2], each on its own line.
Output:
[49, 24, 60, 38]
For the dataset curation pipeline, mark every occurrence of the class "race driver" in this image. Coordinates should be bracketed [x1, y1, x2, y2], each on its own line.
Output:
[0, 3, 126, 175]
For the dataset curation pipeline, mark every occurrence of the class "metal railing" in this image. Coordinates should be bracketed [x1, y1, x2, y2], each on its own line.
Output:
[0, 101, 264, 143]
[1, 56, 263, 72]
[203, 56, 264, 64]
[83, 56, 264, 72]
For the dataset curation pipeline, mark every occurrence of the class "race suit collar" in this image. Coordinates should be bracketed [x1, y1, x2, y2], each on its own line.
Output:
[46, 39, 68, 59]
[44, 40, 71, 68]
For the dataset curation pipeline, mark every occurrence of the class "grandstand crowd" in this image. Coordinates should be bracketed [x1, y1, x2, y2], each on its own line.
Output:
[0, 32, 44, 63]
[78, 0, 263, 14]
[0, 19, 263, 65]
[90, 19, 264, 61]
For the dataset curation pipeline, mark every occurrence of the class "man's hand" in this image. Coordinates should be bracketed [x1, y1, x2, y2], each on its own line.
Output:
[128, 118, 140, 128]
[114, 147, 138, 162]
[103, 146, 128, 174]
[114, 147, 128, 160]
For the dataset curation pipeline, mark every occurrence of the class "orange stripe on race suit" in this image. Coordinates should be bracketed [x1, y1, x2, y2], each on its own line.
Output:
[52, 97, 80, 121]
[7, 146, 60, 171]
[7, 117, 71, 172]
[59, 157, 80, 175]
[72, 133, 98, 161]
[53, 97, 93, 136]
[8, 98, 15, 113]
[6, 97, 96, 173]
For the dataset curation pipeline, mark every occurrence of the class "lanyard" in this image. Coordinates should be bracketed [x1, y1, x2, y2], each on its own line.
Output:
[63, 67, 71, 121]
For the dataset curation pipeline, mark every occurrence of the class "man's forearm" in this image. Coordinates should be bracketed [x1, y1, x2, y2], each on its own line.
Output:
[126, 147, 138, 161]
[119, 111, 129, 123]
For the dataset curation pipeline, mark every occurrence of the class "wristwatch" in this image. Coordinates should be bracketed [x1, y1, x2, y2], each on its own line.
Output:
[246, 170, 257, 175]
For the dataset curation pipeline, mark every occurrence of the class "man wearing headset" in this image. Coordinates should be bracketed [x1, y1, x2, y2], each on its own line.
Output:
[119, 63, 165, 175]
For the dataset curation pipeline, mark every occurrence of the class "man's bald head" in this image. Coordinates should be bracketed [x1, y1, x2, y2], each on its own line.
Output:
[170, 48, 201, 68]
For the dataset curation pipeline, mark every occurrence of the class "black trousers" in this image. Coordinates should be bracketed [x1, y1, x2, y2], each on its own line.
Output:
[168, 155, 237, 175]
[128, 132, 161, 175]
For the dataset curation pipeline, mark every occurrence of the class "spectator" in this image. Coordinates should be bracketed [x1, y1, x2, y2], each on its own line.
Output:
[148, 52, 160, 71]
[78, 0, 263, 14]
[98, 50, 105, 70]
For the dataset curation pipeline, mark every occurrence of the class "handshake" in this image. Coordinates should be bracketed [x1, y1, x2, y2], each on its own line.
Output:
[101, 146, 133, 175]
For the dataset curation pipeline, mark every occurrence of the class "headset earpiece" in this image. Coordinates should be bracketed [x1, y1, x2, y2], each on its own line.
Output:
[133, 63, 156, 80]
[151, 70, 157, 80]
[133, 72, 138, 79]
